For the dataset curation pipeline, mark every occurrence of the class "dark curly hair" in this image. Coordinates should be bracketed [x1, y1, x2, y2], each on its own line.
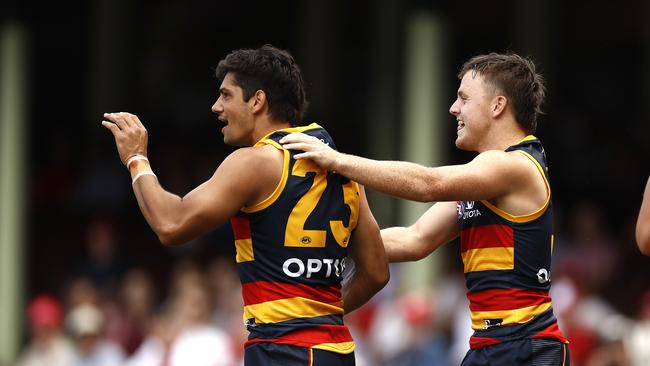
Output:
[459, 53, 546, 134]
[215, 45, 308, 126]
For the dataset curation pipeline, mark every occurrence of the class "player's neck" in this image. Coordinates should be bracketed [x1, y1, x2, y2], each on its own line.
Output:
[478, 122, 528, 152]
[251, 117, 292, 145]
[500, 133, 529, 150]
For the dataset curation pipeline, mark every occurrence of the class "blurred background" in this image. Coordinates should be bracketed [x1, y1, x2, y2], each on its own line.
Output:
[1, 0, 649, 365]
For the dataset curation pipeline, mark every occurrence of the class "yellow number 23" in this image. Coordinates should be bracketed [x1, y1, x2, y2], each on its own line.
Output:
[284, 159, 359, 248]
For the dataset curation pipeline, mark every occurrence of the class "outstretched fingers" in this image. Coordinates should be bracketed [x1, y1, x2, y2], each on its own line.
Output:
[101, 120, 121, 135]
[124, 113, 145, 129]
[103, 112, 126, 130]
[104, 112, 141, 129]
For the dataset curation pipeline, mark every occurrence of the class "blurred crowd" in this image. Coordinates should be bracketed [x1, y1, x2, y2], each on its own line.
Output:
[13, 201, 650, 366]
[16, 244, 244, 366]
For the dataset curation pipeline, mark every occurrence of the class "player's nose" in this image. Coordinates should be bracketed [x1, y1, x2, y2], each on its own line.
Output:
[449, 99, 460, 116]
[211, 99, 223, 114]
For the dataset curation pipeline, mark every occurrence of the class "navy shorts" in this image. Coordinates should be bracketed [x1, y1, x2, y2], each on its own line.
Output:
[462, 338, 570, 366]
[244, 343, 355, 366]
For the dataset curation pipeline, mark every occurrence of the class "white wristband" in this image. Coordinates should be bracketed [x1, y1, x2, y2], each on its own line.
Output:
[126, 154, 149, 169]
[132, 171, 156, 185]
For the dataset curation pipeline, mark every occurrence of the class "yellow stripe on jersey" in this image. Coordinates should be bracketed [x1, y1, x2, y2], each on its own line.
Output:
[519, 135, 538, 142]
[243, 123, 324, 213]
[243, 297, 344, 324]
[272, 123, 323, 135]
[254, 123, 323, 147]
[462, 247, 515, 273]
[235, 238, 254, 263]
[470, 301, 552, 330]
[480, 149, 551, 223]
[313, 341, 356, 354]
[242, 147, 290, 213]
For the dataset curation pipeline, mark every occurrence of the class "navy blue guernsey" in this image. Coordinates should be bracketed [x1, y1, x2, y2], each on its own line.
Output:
[231, 123, 359, 354]
[456, 136, 568, 349]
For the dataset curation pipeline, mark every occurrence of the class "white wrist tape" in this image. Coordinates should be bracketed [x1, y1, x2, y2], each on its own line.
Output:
[126, 154, 149, 170]
[127, 155, 155, 185]
[131, 171, 157, 185]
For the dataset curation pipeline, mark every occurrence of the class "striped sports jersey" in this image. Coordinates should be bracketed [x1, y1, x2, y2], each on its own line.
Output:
[231, 123, 359, 354]
[457, 136, 568, 349]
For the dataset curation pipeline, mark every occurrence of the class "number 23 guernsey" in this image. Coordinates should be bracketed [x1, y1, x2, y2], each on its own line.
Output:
[230, 123, 359, 355]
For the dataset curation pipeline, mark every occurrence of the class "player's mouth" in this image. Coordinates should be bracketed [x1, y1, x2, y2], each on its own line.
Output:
[457, 119, 465, 132]
[218, 117, 229, 133]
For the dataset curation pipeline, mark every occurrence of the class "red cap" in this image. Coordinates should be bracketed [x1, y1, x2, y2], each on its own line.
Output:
[398, 293, 434, 325]
[27, 295, 63, 328]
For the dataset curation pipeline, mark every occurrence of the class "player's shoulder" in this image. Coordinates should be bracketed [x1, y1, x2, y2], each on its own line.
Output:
[468, 149, 538, 183]
[472, 149, 517, 166]
[475, 148, 531, 165]
[224, 144, 282, 164]
[219, 145, 284, 184]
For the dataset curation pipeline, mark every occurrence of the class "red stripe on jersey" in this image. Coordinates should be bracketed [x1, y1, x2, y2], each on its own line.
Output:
[467, 289, 551, 312]
[231, 217, 251, 240]
[532, 322, 568, 343]
[242, 281, 342, 306]
[469, 336, 501, 349]
[461, 224, 514, 252]
[245, 324, 353, 348]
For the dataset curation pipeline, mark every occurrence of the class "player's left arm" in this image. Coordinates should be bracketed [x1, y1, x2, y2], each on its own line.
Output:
[342, 185, 389, 314]
[637, 176, 650, 255]
[281, 133, 531, 203]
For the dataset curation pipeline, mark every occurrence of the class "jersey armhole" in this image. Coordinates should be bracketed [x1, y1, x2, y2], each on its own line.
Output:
[480, 150, 551, 223]
[241, 139, 289, 213]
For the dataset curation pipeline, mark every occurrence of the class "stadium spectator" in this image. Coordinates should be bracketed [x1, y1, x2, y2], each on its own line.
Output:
[15, 295, 75, 366]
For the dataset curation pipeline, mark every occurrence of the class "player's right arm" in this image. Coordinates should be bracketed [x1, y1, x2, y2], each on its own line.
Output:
[130, 148, 267, 245]
[381, 201, 460, 262]
[637, 176, 650, 255]
[102, 112, 275, 245]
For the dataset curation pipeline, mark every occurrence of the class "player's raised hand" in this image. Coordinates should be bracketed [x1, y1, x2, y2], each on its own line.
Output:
[280, 132, 341, 171]
[101, 112, 149, 165]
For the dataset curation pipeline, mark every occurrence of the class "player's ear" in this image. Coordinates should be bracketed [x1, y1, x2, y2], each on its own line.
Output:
[250, 90, 267, 114]
[491, 95, 507, 117]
